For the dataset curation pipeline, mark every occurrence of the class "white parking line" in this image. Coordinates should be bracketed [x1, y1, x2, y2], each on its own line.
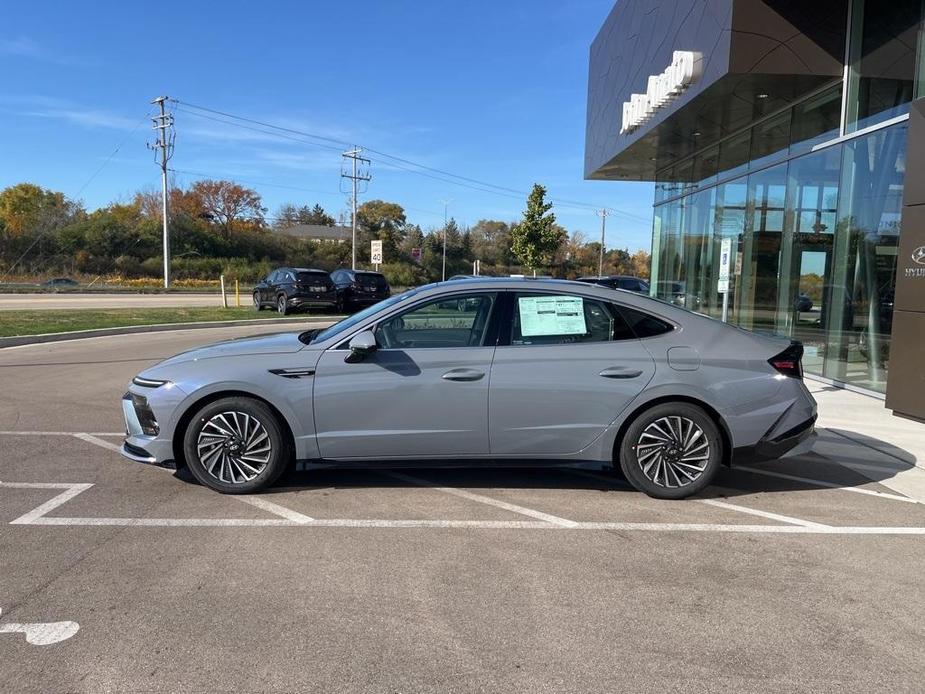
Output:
[0, 608, 79, 646]
[0, 431, 123, 437]
[73, 433, 122, 453]
[235, 496, 315, 523]
[737, 466, 919, 504]
[382, 471, 580, 527]
[698, 499, 830, 528]
[3, 482, 96, 525]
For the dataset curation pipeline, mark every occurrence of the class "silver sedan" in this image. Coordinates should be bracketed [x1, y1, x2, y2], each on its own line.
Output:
[121, 278, 816, 499]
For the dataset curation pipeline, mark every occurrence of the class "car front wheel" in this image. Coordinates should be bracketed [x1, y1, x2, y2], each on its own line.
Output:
[183, 397, 290, 494]
[618, 402, 722, 500]
[253, 293, 264, 311]
[277, 295, 289, 315]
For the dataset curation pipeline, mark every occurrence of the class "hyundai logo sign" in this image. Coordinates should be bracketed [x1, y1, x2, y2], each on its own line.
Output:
[912, 246, 925, 265]
[620, 51, 701, 135]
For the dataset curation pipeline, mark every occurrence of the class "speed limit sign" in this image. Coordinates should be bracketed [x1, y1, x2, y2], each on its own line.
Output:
[371, 240, 383, 265]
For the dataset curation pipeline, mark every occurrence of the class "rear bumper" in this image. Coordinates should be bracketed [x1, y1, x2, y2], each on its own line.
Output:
[734, 415, 817, 463]
[288, 294, 337, 308]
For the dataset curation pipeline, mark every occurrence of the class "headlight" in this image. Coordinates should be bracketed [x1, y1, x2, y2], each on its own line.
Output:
[132, 376, 169, 388]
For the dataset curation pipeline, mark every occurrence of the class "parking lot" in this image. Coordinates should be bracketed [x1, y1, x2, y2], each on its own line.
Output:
[2, 326, 925, 692]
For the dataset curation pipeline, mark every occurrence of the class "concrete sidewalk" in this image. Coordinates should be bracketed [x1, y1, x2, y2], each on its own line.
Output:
[806, 379, 925, 501]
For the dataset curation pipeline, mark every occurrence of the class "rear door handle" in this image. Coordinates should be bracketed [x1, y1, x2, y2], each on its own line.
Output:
[599, 367, 643, 379]
[442, 368, 485, 382]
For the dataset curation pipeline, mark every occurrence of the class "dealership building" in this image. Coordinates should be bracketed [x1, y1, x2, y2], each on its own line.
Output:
[586, 0, 925, 421]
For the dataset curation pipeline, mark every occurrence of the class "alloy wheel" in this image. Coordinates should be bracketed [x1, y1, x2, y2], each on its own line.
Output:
[196, 412, 272, 485]
[634, 415, 710, 488]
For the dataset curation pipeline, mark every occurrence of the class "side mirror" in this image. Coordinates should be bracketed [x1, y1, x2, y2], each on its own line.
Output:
[345, 330, 378, 363]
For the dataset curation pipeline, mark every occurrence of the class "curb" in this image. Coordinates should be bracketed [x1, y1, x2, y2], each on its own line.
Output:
[0, 316, 342, 349]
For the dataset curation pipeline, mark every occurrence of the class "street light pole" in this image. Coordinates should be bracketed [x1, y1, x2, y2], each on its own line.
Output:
[596, 208, 609, 277]
[440, 199, 452, 281]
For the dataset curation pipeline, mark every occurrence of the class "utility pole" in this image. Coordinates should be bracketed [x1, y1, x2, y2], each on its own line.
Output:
[596, 208, 609, 277]
[341, 148, 371, 270]
[148, 96, 175, 288]
[439, 199, 453, 281]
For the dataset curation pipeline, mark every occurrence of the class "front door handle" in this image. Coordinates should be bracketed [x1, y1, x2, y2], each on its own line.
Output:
[599, 367, 643, 379]
[442, 368, 485, 382]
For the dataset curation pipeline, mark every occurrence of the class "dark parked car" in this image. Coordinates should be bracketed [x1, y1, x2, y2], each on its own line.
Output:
[330, 269, 391, 311]
[576, 275, 650, 293]
[794, 293, 813, 312]
[253, 267, 337, 315]
[41, 277, 79, 288]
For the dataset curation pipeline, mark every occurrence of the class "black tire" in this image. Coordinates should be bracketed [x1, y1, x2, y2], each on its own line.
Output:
[277, 295, 289, 315]
[253, 293, 264, 311]
[618, 402, 722, 500]
[183, 396, 291, 494]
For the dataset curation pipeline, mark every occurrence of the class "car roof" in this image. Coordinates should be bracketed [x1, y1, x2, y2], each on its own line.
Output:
[292, 267, 328, 273]
[576, 275, 644, 281]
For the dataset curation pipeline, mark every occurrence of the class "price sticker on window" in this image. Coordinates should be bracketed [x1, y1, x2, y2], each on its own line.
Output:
[518, 296, 586, 336]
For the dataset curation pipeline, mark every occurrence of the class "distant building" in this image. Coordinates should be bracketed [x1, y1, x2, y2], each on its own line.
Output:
[276, 224, 351, 243]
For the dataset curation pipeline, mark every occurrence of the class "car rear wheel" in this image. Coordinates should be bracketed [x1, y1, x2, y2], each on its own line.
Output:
[618, 402, 722, 500]
[183, 397, 290, 494]
[277, 295, 289, 315]
[253, 292, 264, 311]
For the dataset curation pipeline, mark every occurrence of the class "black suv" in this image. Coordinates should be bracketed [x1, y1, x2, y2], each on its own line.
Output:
[253, 267, 337, 315]
[330, 269, 391, 311]
[576, 275, 650, 293]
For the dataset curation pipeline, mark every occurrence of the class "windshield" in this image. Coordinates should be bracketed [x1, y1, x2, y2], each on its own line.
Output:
[302, 287, 422, 344]
[296, 271, 329, 283]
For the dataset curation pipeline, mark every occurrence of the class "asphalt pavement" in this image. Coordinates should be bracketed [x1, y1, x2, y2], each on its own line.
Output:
[2, 326, 925, 693]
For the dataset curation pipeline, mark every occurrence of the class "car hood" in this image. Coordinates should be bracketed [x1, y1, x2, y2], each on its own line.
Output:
[153, 331, 306, 367]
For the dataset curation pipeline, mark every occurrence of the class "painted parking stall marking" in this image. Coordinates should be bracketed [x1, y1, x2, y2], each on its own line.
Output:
[0, 608, 79, 646]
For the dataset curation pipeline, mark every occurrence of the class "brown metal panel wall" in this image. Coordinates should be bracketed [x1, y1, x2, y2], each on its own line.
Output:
[885, 98, 925, 420]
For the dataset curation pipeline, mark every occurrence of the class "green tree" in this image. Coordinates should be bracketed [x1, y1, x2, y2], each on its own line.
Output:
[510, 184, 564, 272]
[274, 202, 335, 228]
[470, 219, 513, 266]
[357, 200, 406, 264]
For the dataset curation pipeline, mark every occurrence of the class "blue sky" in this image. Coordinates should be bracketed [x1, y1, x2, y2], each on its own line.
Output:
[0, 0, 654, 251]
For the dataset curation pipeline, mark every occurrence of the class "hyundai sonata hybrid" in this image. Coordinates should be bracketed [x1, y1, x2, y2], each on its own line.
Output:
[121, 278, 816, 499]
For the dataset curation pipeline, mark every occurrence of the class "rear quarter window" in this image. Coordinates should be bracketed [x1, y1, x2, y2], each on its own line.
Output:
[618, 306, 674, 338]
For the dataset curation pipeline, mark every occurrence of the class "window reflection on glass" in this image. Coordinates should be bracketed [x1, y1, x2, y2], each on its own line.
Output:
[782, 146, 842, 375]
[846, 0, 924, 132]
[790, 84, 843, 153]
[736, 163, 788, 332]
[824, 125, 906, 392]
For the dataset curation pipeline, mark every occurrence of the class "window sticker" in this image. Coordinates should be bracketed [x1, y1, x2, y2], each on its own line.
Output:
[518, 296, 586, 336]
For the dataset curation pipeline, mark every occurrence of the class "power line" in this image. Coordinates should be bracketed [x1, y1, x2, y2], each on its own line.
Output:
[169, 168, 341, 198]
[171, 98, 650, 224]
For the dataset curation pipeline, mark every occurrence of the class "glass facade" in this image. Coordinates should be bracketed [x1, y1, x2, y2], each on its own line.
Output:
[651, 123, 906, 393]
[647, 0, 923, 395]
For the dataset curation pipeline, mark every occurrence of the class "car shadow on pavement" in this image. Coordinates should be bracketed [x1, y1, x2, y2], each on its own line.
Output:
[172, 428, 917, 501]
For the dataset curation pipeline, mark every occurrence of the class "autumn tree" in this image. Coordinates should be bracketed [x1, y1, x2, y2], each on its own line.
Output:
[0, 183, 80, 236]
[187, 180, 266, 237]
[510, 184, 565, 272]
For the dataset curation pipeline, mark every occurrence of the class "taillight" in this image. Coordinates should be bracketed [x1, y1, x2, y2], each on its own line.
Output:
[769, 342, 804, 379]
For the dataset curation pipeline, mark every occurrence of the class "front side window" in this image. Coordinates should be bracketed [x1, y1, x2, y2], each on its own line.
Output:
[509, 293, 634, 345]
[376, 293, 496, 349]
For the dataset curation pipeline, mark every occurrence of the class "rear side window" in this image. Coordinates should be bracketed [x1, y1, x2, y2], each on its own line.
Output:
[509, 293, 635, 345]
[618, 306, 674, 338]
[296, 271, 328, 284]
[358, 273, 388, 289]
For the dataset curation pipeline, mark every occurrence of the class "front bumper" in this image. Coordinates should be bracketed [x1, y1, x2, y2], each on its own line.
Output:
[120, 387, 181, 468]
